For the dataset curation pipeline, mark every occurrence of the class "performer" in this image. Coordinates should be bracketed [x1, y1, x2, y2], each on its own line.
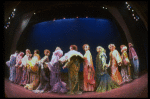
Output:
[24, 49, 40, 91]
[96, 46, 119, 93]
[120, 45, 132, 84]
[47, 47, 68, 94]
[33, 49, 50, 93]
[6, 51, 18, 83]
[107, 44, 123, 85]
[128, 43, 139, 79]
[20, 49, 32, 86]
[14, 52, 24, 84]
[82, 44, 95, 92]
[59, 45, 84, 94]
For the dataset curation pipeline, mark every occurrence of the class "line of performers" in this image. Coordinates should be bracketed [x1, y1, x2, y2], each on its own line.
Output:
[6, 43, 139, 95]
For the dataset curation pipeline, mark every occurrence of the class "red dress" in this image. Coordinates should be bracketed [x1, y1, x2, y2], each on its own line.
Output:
[109, 50, 122, 85]
[83, 50, 95, 91]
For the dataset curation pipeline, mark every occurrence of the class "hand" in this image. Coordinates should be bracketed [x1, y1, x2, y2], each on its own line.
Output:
[62, 66, 66, 69]
[15, 64, 18, 67]
[106, 64, 109, 67]
[35, 61, 39, 65]
[20, 64, 23, 67]
[118, 62, 122, 66]
[29, 54, 32, 57]
[134, 56, 138, 60]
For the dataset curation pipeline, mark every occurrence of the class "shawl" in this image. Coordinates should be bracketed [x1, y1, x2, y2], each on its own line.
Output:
[50, 49, 63, 65]
[21, 55, 29, 66]
[59, 50, 83, 63]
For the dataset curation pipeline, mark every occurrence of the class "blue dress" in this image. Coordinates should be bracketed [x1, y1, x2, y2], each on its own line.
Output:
[6, 53, 18, 82]
[48, 49, 68, 93]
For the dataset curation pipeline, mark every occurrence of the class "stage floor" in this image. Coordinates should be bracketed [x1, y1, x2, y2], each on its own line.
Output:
[4, 72, 148, 98]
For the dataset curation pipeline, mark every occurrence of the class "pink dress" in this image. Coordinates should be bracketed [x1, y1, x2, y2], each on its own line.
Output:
[83, 50, 95, 91]
[14, 52, 24, 84]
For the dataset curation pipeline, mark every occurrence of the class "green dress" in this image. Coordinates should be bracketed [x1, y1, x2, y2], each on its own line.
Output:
[64, 58, 82, 94]
[96, 51, 119, 93]
[59, 50, 84, 94]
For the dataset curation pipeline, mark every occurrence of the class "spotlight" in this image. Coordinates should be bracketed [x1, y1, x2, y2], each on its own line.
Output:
[125, 2, 128, 4]
[105, 8, 107, 9]
[134, 17, 136, 19]
[34, 13, 36, 15]
[132, 14, 134, 16]
[8, 17, 10, 19]
[102, 7, 104, 9]
[132, 9, 134, 12]
[4, 26, 7, 29]
[14, 8, 16, 11]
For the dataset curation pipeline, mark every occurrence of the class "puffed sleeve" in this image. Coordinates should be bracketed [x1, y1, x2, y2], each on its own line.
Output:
[84, 50, 91, 65]
[115, 50, 122, 64]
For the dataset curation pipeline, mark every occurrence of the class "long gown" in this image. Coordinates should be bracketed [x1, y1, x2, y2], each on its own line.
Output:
[96, 51, 119, 93]
[108, 50, 123, 85]
[32, 56, 50, 93]
[121, 51, 132, 83]
[6, 53, 18, 82]
[59, 50, 84, 94]
[20, 55, 31, 86]
[24, 54, 40, 90]
[14, 52, 24, 84]
[48, 49, 68, 93]
[83, 50, 95, 91]
[129, 46, 139, 79]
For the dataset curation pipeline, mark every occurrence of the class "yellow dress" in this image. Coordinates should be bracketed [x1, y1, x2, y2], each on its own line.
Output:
[24, 54, 40, 90]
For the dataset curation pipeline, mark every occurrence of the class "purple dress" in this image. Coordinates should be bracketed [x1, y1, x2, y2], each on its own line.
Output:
[20, 55, 31, 86]
[14, 52, 24, 84]
[48, 50, 68, 93]
[6, 53, 18, 82]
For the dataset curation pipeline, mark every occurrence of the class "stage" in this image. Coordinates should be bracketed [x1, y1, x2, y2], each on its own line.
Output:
[4, 71, 148, 98]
